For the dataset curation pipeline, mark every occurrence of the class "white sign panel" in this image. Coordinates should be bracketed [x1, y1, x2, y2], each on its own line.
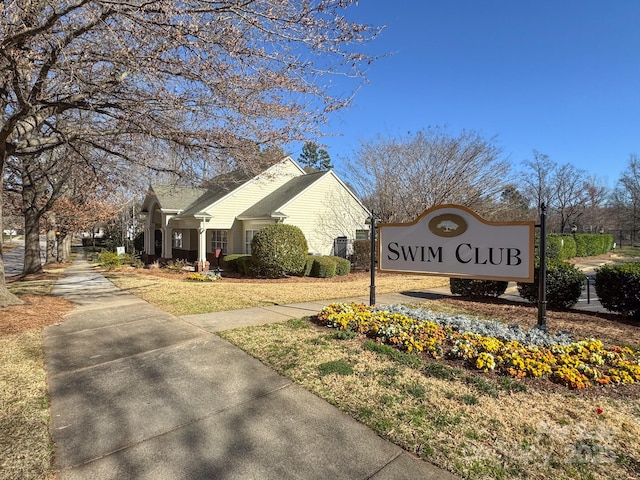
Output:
[378, 205, 534, 282]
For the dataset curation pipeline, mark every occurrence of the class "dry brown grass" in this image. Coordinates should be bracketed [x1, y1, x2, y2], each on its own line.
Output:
[106, 269, 450, 315]
[2, 271, 74, 480]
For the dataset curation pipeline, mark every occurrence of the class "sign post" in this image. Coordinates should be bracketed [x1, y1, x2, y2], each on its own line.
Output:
[368, 213, 378, 306]
[537, 203, 548, 331]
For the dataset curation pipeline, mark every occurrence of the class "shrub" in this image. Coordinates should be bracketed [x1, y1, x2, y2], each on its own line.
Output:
[543, 234, 575, 261]
[517, 261, 585, 309]
[352, 239, 370, 270]
[236, 255, 253, 275]
[449, 278, 508, 297]
[121, 253, 144, 268]
[304, 255, 316, 277]
[165, 259, 190, 272]
[574, 235, 587, 257]
[581, 233, 614, 256]
[310, 256, 337, 278]
[97, 250, 122, 269]
[250, 224, 308, 278]
[222, 254, 251, 273]
[595, 263, 640, 318]
[331, 256, 351, 276]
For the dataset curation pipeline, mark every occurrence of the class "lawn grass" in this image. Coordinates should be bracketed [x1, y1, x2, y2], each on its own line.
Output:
[106, 270, 450, 315]
[2, 274, 66, 480]
[612, 246, 640, 259]
[0, 330, 55, 480]
[219, 316, 640, 480]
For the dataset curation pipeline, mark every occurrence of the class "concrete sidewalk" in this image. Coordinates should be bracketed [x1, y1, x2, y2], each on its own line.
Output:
[45, 257, 458, 480]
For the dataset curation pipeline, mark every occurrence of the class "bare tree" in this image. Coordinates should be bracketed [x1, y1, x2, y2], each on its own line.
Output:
[346, 128, 510, 223]
[520, 150, 555, 219]
[581, 174, 609, 233]
[612, 154, 640, 243]
[495, 184, 532, 222]
[0, 0, 381, 305]
[551, 163, 589, 233]
[520, 152, 591, 232]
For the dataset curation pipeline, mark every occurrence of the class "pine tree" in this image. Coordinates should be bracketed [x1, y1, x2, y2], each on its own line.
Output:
[299, 142, 333, 172]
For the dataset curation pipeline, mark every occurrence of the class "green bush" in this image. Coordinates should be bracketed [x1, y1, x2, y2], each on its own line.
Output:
[97, 250, 122, 269]
[250, 224, 308, 278]
[121, 253, 143, 268]
[543, 234, 575, 261]
[574, 235, 587, 257]
[517, 261, 585, 309]
[352, 239, 370, 270]
[304, 255, 316, 277]
[331, 256, 351, 276]
[310, 256, 337, 278]
[222, 254, 251, 272]
[236, 255, 253, 275]
[581, 233, 614, 256]
[595, 263, 640, 318]
[449, 278, 508, 297]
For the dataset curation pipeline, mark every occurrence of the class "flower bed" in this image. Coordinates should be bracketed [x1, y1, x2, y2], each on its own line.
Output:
[315, 303, 640, 389]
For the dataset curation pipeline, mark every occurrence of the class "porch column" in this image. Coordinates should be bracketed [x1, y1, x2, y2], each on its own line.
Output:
[144, 226, 152, 255]
[198, 226, 207, 264]
[162, 227, 173, 258]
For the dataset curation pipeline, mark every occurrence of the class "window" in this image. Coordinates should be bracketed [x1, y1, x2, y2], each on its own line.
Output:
[356, 229, 369, 240]
[245, 230, 259, 254]
[211, 230, 228, 253]
[172, 231, 183, 248]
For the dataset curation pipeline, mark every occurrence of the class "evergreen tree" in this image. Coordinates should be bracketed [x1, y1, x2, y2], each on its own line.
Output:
[299, 142, 333, 172]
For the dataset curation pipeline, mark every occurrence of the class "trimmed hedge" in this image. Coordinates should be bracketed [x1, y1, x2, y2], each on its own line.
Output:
[304, 255, 315, 277]
[310, 256, 337, 278]
[537, 233, 614, 261]
[517, 261, 585, 309]
[595, 263, 640, 318]
[251, 224, 308, 278]
[222, 254, 251, 272]
[449, 278, 508, 297]
[574, 235, 587, 257]
[581, 233, 614, 256]
[332, 256, 351, 276]
[236, 255, 253, 275]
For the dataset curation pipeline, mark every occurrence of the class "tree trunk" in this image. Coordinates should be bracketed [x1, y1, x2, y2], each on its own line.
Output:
[22, 207, 43, 274]
[0, 168, 24, 307]
[62, 234, 72, 261]
[44, 212, 57, 263]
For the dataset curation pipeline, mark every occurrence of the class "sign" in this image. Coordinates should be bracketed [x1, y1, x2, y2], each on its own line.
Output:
[116, 246, 126, 256]
[378, 205, 534, 282]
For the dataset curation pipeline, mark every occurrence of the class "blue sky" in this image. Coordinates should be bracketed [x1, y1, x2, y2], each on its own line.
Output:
[305, 0, 640, 188]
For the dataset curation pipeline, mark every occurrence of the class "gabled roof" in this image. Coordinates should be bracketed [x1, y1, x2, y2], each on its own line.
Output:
[177, 169, 254, 217]
[147, 185, 210, 212]
[237, 171, 329, 219]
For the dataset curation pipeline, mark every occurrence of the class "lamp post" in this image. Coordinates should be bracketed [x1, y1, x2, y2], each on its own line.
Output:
[55, 230, 61, 262]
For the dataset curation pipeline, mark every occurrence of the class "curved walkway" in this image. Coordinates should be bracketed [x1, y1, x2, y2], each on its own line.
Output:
[3, 237, 47, 277]
[45, 256, 458, 480]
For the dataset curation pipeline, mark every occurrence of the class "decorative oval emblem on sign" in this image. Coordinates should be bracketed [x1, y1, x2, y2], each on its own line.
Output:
[428, 214, 468, 237]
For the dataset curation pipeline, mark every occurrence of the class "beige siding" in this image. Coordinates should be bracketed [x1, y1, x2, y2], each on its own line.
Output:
[205, 160, 302, 229]
[281, 173, 369, 255]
